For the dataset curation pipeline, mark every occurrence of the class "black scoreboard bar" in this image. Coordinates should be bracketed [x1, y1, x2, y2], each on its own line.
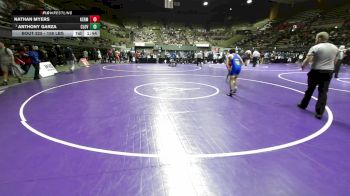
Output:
[13, 16, 92, 23]
[13, 23, 95, 30]
[12, 10, 101, 37]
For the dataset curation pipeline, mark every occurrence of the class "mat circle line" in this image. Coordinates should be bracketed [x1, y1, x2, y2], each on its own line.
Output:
[19, 74, 333, 158]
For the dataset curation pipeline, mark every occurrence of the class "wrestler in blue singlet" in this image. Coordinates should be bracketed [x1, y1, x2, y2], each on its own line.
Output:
[229, 54, 242, 75]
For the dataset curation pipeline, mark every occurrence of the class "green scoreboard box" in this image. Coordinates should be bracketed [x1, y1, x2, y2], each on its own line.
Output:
[90, 23, 100, 30]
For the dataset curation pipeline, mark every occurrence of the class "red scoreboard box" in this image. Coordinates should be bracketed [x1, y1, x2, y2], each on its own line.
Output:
[89, 15, 100, 23]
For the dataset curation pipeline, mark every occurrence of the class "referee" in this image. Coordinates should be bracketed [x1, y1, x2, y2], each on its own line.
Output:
[298, 32, 338, 119]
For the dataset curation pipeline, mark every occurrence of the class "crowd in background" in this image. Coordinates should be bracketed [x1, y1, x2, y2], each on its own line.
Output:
[237, 5, 350, 51]
[1, 38, 349, 87]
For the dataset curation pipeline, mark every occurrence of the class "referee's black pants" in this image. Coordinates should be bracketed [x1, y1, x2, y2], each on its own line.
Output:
[299, 69, 333, 116]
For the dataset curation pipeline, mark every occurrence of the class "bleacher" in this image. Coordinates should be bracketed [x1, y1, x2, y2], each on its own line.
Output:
[287, 9, 321, 23]
[311, 4, 350, 28]
[232, 3, 350, 51]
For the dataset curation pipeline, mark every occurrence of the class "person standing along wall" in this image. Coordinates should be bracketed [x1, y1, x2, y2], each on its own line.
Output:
[48, 47, 58, 67]
[27, 46, 41, 80]
[243, 49, 252, 66]
[83, 50, 89, 61]
[64, 47, 77, 72]
[252, 50, 261, 67]
[0, 42, 22, 85]
[334, 45, 346, 78]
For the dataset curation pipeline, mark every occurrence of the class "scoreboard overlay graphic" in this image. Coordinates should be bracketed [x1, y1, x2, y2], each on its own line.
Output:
[12, 10, 100, 37]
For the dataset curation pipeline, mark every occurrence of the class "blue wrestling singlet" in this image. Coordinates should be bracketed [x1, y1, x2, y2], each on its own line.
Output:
[230, 54, 242, 75]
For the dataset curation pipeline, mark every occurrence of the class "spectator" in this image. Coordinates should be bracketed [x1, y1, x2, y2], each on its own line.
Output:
[38, 46, 48, 62]
[83, 50, 88, 60]
[334, 45, 346, 78]
[55, 45, 64, 66]
[18, 46, 32, 73]
[64, 47, 77, 72]
[47, 47, 58, 67]
[0, 41, 22, 85]
[97, 49, 102, 63]
[27, 45, 41, 80]
[252, 50, 261, 67]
